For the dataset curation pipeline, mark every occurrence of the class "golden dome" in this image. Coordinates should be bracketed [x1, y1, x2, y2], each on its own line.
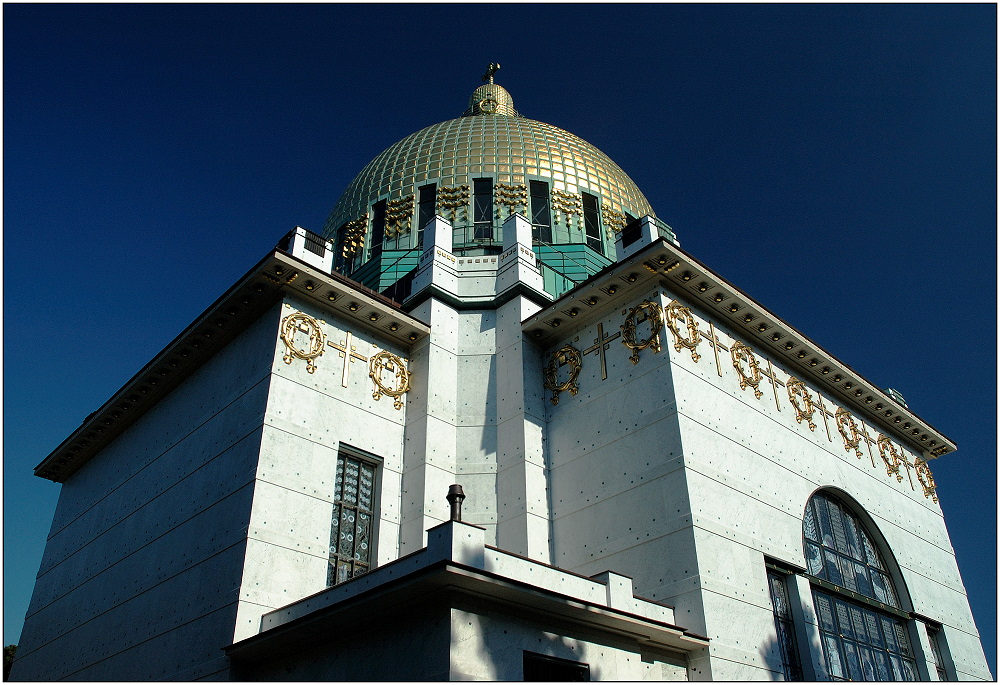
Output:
[323, 69, 654, 256]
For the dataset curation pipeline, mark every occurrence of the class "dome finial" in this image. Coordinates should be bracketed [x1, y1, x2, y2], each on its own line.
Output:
[481, 62, 501, 85]
[464, 64, 517, 117]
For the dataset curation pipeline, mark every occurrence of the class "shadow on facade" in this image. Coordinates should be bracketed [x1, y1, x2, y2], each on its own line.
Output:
[449, 619, 603, 680]
[758, 601, 818, 681]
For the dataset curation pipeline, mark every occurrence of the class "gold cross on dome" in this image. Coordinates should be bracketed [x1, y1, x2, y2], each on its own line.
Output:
[327, 331, 369, 388]
[584, 322, 621, 381]
[481, 62, 500, 84]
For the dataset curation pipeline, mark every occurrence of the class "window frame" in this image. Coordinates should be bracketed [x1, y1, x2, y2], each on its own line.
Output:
[925, 624, 951, 681]
[801, 490, 921, 682]
[528, 179, 552, 243]
[472, 176, 494, 240]
[368, 199, 387, 262]
[327, 446, 382, 587]
[581, 191, 603, 254]
[766, 563, 804, 681]
[417, 183, 437, 250]
[522, 651, 590, 681]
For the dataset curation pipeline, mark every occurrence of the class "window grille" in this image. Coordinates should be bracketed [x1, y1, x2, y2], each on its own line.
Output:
[304, 230, 327, 256]
[767, 569, 803, 680]
[328, 452, 377, 586]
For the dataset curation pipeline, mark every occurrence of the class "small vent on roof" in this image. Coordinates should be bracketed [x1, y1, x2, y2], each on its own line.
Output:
[886, 388, 908, 408]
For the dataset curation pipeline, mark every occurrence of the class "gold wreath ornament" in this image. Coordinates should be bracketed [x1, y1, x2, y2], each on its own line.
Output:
[876, 434, 904, 482]
[621, 300, 663, 365]
[280, 312, 326, 374]
[369, 351, 411, 410]
[543, 345, 583, 405]
[730, 341, 762, 399]
[786, 377, 816, 431]
[913, 457, 939, 503]
[835, 408, 864, 458]
[664, 301, 702, 362]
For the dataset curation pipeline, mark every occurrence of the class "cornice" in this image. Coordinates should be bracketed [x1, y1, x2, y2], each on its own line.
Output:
[522, 238, 955, 460]
[34, 250, 430, 483]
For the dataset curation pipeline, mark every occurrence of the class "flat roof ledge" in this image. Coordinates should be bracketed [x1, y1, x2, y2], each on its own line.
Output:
[230, 521, 708, 663]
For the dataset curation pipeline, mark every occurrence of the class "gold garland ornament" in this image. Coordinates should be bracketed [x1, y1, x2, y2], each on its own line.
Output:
[369, 351, 411, 410]
[551, 189, 583, 229]
[436, 185, 470, 223]
[663, 301, 702, 362]
[601, 205, 627, 238]
[385, 195, 414, 238]
[621, 300, 663, 365]
[543, 345, 583, 405]
[280, 312, 326, 374]
[913, 457, 938, 503]
[495, 182, 528, 218]
[876, 434, 904, 482]
[785, 376, 816, 431]
[340, 213, 369, 259]
[835, 407, 864, 458]
[730, 341, 762, 399]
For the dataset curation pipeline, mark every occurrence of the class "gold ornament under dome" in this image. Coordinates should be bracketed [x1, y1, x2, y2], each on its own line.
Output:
[322, 66, 654, 245]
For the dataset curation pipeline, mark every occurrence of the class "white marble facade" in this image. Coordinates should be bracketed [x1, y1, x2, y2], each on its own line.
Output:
[12, 214, 990, 681]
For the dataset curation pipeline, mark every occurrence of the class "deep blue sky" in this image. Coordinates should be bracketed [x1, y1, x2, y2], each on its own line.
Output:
[4, 4, 995, 674]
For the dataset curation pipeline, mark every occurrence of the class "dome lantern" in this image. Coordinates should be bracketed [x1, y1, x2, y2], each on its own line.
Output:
[463, 62, 518, 117]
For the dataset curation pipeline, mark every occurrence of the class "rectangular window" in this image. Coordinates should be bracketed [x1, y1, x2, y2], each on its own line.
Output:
[767, 569, 804, 681]
[529, 180, 552, 243]
[523, 652, 589, 681]
[417, 184, 436, 249]
[328, 450, 378, 586]
[369, 199, 387, 261]
[473, 177, 494, 240]
[582, 192, 602, 253]
[812, 588, 917, 681]
[926, 626, 949, 681]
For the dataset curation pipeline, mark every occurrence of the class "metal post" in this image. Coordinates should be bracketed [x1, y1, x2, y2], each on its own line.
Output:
[446, 484, 466, 522]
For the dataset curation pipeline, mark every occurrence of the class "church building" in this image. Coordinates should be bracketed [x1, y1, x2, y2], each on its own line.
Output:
[11, 66, 991, 681]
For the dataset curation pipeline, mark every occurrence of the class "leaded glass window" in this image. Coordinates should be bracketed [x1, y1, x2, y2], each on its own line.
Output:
[768, 569, 803, 681]
[927, 626, 949, 680]
[328, 453, 377, 586]
[813, 589, 917, 681]
[804, 491, 918, 681]
[529, 180, 551, 243]
[803, 491, 897, 608]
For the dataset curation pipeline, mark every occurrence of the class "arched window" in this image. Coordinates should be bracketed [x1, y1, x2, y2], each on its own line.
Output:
[803, 491, 919, 681]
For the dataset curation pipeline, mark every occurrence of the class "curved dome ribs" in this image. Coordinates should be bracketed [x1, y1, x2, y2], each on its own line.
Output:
[323, 71, 655, 294]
